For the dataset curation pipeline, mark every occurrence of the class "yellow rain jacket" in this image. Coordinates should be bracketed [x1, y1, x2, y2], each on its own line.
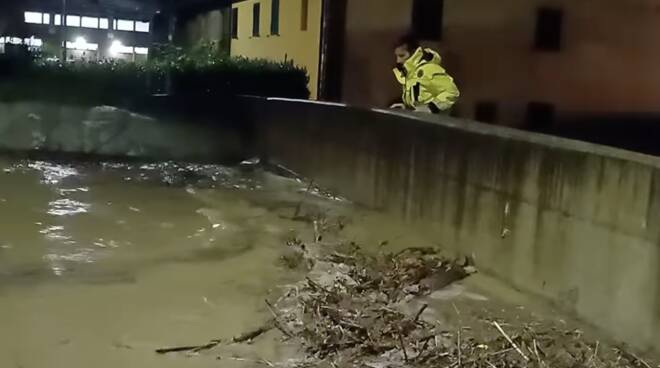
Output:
[393, 47, 459, 112]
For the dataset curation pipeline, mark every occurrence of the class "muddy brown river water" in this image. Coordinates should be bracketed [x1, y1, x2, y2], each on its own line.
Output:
[0, 158, 656, 368]
[0, 158, 357, 368]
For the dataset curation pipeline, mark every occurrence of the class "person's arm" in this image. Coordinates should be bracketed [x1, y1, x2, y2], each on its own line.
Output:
[415, 63, 460, 111]
[391, 68, 408, 109]
[392, 67, 406, 85]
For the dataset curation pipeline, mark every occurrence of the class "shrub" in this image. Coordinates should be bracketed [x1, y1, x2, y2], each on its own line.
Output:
[0, 43, 310, 106]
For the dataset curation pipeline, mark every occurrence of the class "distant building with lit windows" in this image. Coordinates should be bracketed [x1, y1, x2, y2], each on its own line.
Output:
[0, 0, 159, 61]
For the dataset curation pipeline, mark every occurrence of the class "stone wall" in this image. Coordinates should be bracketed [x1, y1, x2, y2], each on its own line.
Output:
[0, 101, 242, 162]
[249, 97, 660, 353]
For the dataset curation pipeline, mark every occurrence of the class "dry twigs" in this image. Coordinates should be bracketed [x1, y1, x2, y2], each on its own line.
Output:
[157, 217, 658, 368]
[492, 320, 529, 362]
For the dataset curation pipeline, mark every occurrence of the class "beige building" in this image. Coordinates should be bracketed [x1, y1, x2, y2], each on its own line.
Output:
[176, 0, 321, 98]
[230, 0, 322, 98]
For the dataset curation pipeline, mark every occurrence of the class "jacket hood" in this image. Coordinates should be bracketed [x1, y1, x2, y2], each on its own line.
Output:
[403, 47, 442, 72]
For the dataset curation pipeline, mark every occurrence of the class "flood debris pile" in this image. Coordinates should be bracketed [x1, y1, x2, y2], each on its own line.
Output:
[269, 240, 653, 368]
[272, 242, 476, 367]
[157, 221, 657, 368]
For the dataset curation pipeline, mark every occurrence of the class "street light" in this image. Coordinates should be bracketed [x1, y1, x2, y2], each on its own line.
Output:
[109, 40, 123, 57]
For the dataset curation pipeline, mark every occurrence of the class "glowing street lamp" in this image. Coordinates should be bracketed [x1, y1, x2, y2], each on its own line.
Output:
[109, 40, 122, 57]
[73, 36, 86, 49]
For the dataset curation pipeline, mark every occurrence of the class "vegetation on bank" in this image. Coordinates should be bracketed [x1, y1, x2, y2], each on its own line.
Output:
[0, 43, 310, 105]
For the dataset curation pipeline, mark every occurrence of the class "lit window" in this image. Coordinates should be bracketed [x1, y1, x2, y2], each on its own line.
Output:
[43, 13, 51, 24]
[115, 19, 134, 31]
[25, 12, 43, 24]
[109, 40, 134, 55]
[54, 14, 61, 25]
[99, 18, 109, 29]
[81, 16, 99, 28]
[135, 21, 150, 33]
[66, 15, 81, 27]
[2, 37, 24, 45]
[66, 40, 98, 51]
[134, 47, 149, 55]
[25, 38, 43, 47]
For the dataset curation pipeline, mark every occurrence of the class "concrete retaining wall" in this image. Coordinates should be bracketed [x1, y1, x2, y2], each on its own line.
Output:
[250, 97, 660, 353]
[2, 96, 659, 352]
[0, 101, 242, 162]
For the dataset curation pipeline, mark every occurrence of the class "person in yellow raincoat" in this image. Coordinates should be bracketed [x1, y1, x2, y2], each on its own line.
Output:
[391, 35, 459, 113]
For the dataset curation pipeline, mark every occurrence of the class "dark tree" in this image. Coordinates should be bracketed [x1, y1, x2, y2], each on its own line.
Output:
[0, 0, 30, 38]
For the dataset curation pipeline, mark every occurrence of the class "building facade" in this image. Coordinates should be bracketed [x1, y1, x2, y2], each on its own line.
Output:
[174, 0, 322, 98]
[178, 8, 231, 49]
[176, 0, 660, 130]
[230, 0, 323, 98]
[0, 0, 158, 61]
[339, 0, 660, 128]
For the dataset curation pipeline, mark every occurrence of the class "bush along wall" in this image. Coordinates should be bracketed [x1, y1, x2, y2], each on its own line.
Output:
[0, 43, 310, 106]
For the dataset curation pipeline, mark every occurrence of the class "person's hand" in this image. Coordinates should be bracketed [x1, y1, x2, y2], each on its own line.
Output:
[390, 103, 405, 109]
[414, 105, 432, 113]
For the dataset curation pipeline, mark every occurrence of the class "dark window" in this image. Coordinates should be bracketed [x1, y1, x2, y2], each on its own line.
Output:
[412, 0, 444, 40]
[449, 104, 461, 118]
[231, 8, 239, 38]
[526, 102, 556, 131]
[475, 101, 498, 123]
[535, 7, 563, 51]
[271, 0, 280, 35]
[301, 0, 309, 31]
[252, 3, 261, 37]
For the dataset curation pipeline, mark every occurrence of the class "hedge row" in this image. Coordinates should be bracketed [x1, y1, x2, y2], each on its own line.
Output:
[0, 45, 310, 106]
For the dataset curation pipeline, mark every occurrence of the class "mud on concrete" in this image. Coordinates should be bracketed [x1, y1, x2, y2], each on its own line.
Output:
[156, 211, 659, 368]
